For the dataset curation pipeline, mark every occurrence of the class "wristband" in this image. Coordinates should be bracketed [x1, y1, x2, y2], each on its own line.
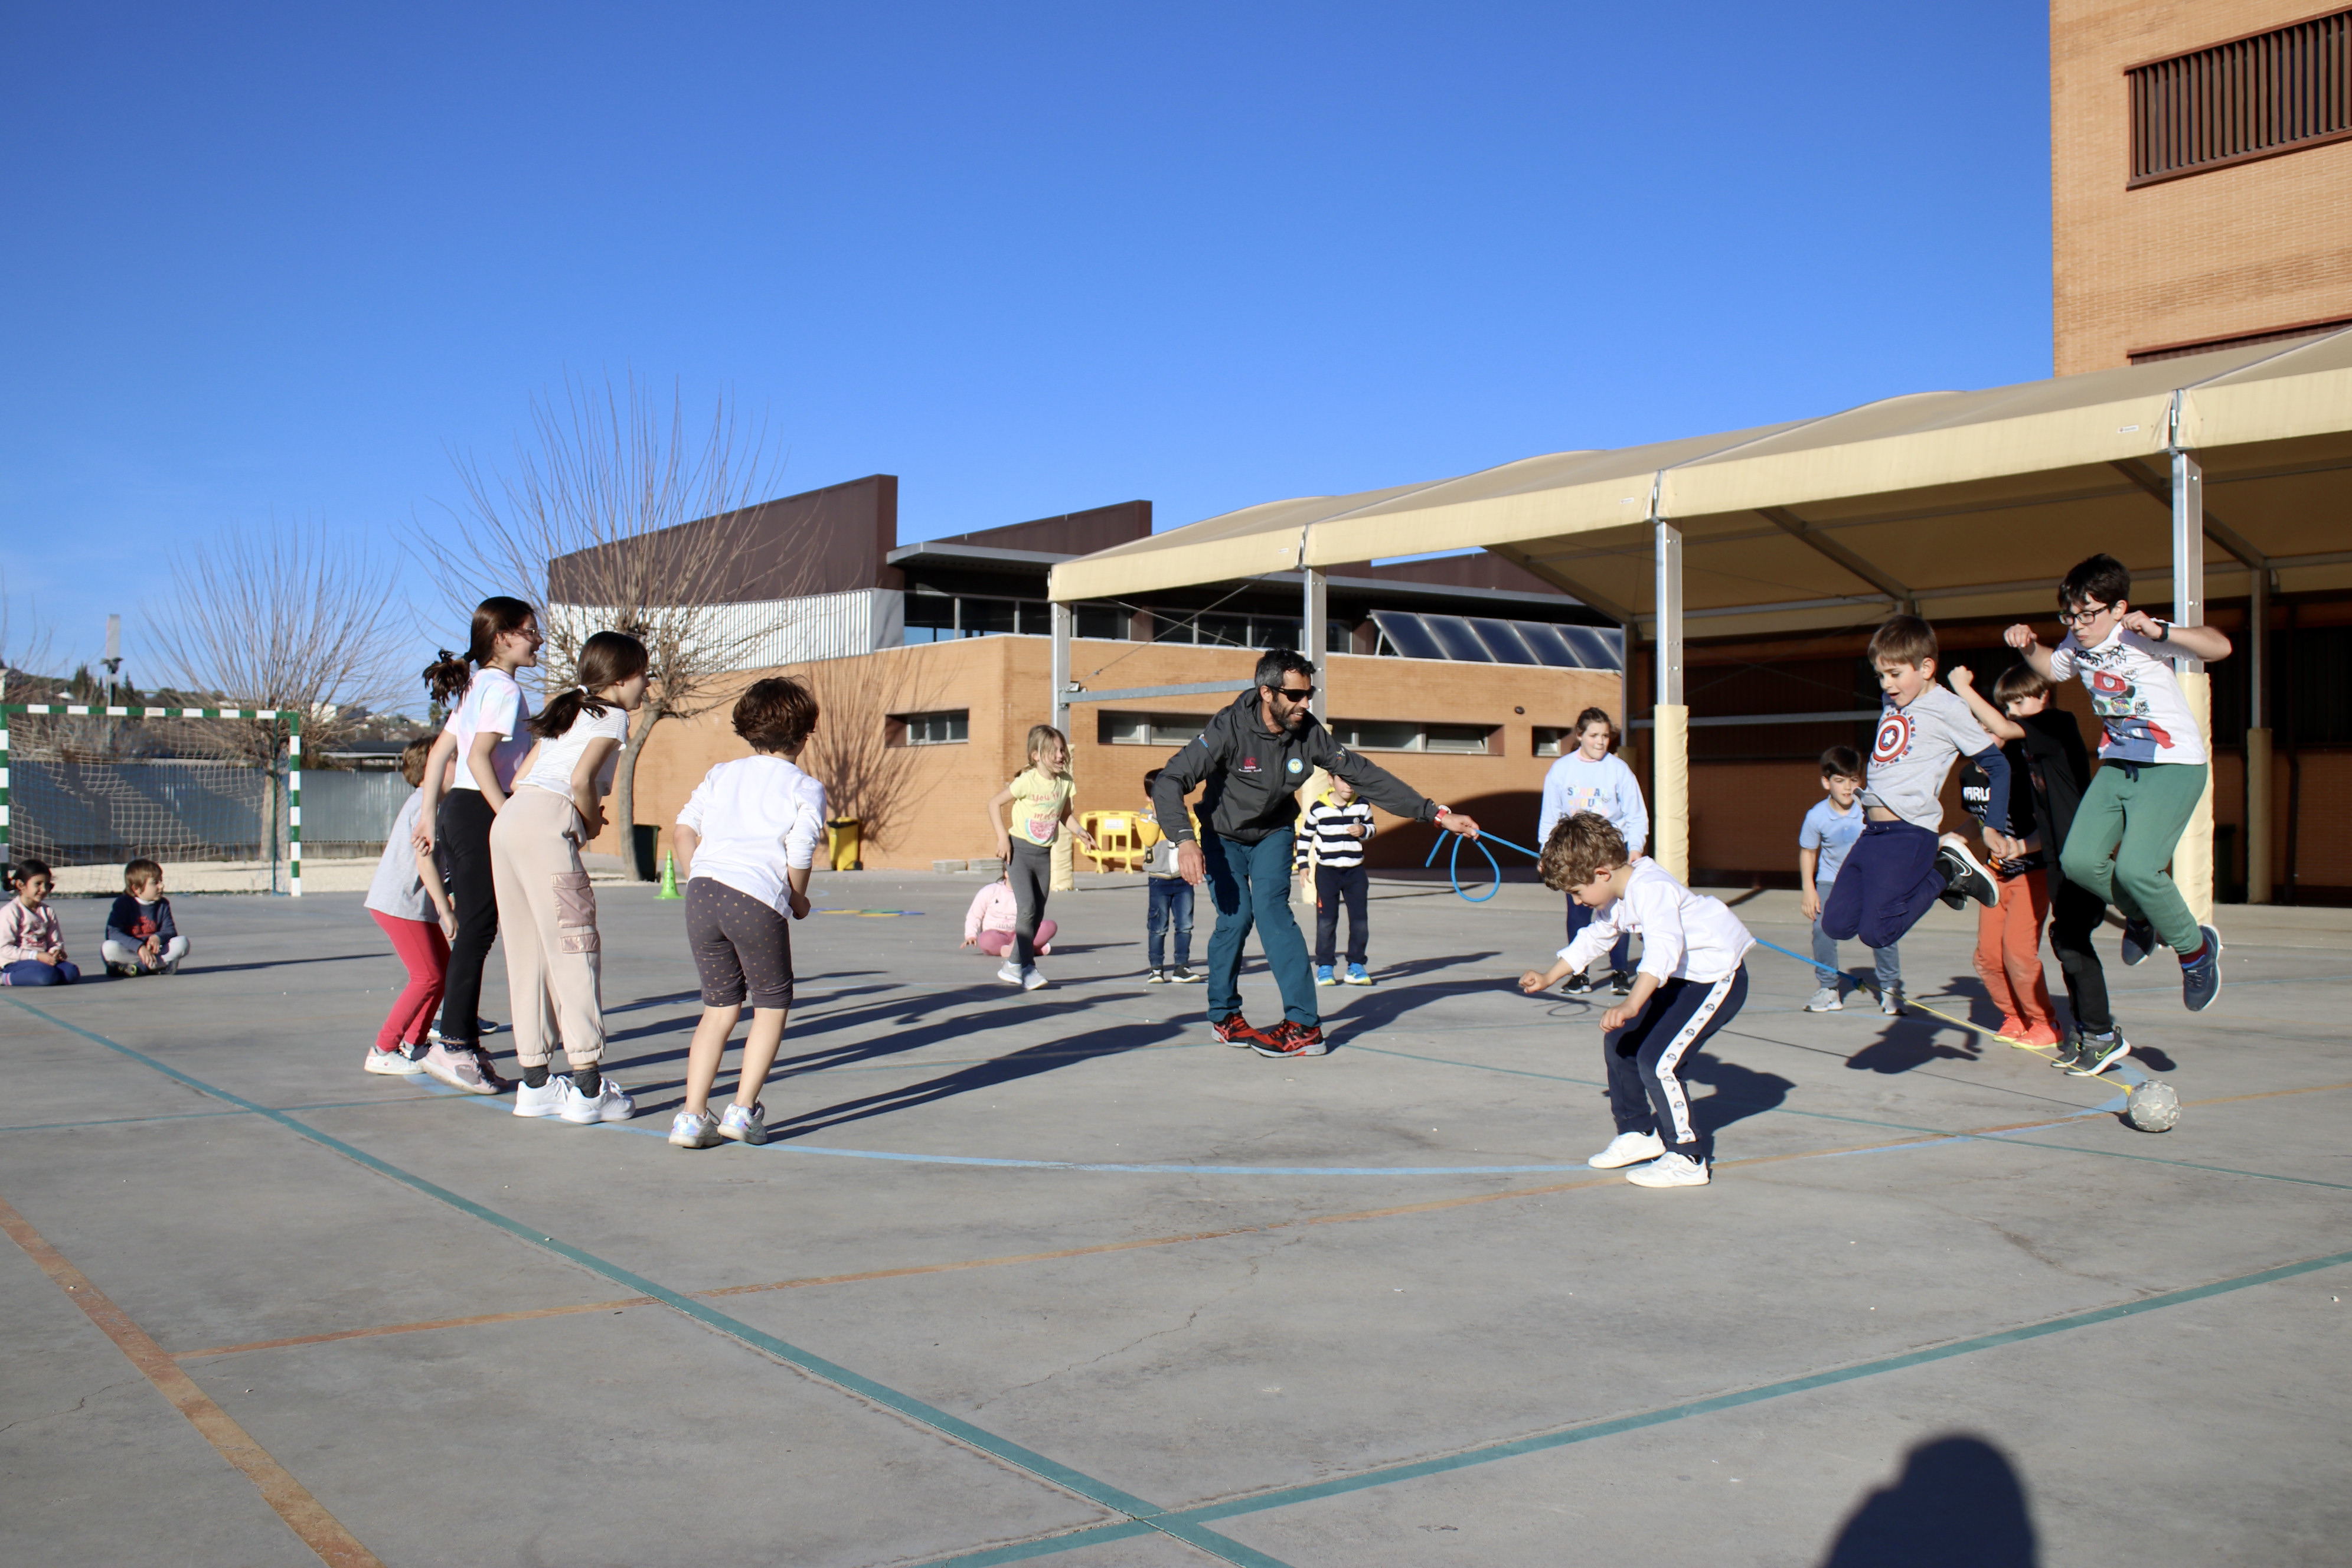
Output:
[2154, 620, 2170, 642]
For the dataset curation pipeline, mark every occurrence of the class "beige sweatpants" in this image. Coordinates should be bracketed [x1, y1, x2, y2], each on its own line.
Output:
[488, 786, 605, 1071]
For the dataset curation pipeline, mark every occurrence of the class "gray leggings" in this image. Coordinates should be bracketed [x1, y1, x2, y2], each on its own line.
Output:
[1010, 839, 1053, 965]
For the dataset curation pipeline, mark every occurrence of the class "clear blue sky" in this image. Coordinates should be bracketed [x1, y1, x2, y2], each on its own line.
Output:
[1, 2, 2052, 706]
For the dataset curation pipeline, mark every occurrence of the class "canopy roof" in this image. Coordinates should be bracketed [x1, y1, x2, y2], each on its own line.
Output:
[1049, 331, 2352, 639]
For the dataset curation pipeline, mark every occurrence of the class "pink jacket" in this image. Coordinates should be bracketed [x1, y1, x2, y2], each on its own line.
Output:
[0, 900, 66, 965]
[963, 881, 1017, 941]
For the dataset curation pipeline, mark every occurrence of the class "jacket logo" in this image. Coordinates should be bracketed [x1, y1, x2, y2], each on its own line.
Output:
[1287, 759, 1303, 773]
[1240, 756, 1261, 774]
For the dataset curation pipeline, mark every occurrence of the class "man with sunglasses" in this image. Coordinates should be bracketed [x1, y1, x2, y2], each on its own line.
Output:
[1151, 648, 1481, 1056]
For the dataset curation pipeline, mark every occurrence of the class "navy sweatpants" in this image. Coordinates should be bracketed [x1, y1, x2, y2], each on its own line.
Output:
[1607, 967, 1748, 1158]
[1819, 819, 1944, 953]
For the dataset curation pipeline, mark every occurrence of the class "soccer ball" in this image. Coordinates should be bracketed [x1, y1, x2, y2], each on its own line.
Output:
[2125, 1081, 2180, 1133]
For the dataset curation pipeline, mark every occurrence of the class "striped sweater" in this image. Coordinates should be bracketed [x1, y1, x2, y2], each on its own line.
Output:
[1295, 799, 1377, 869]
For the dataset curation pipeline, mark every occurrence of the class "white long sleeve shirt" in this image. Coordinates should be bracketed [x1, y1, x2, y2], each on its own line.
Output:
[1537, 752, 1648, 855]
[675, 754, 827, 914]
[1559, 860, 1753, 985]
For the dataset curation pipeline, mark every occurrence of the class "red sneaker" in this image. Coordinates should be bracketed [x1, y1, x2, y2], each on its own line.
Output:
[1211, 1013, 1275, 1049]
[1252, 1021, 1328, 1058]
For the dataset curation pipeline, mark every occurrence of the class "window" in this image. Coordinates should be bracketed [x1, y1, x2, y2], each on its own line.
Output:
[893, 710, 969, 746]
[2128, 10, 2352, 187]
[1098, 711, 1211, 746]
[1534, 727, 1568, 757]
[902, 591, 1047, 643]
[1074, 603, 1126, 640]
[1327, 718, 1494, 754]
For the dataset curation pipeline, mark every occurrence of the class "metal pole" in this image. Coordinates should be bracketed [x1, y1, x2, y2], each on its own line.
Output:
[1655, 521, 1684, 706]
[288, 713, 303, 897]
[0, 707, 10, 872]
[2172, 447, 2213, 920]
[1302, 566, 1328, 722]
[1654, 520, 1688, 883]
[2245, 564, 2272, 903]
[1050, 601, 1073, 742]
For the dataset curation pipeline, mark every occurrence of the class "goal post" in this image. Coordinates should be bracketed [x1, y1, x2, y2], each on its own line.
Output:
[0, 704, 304, 896]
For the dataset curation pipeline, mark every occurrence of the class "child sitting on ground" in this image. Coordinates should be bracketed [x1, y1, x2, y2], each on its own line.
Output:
[1946, 666, 2063, 1048]
[1518, 814, 1754, 1189]
[102, 859, 189, 977]
[962, 874, 1055, 961]
[1299, 773, 1376, 986]
[1819, 616, 2011, 961]
[1798, 746, 1900, 1015]
[1139, 767, 1200, 983]
[1, 859, 78, 986]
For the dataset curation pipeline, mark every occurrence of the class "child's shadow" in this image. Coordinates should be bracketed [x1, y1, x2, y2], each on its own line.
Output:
[1845, 1015, 1984, 1074]
[1682, 1051, 1796, 1154]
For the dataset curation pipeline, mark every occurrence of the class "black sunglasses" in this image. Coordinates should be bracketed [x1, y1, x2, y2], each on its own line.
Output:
[1269, 684, 1315, 701]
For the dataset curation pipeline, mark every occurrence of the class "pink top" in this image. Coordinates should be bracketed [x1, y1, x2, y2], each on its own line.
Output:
[963, 881, 1017, 941]
[0, 900, 66, 965]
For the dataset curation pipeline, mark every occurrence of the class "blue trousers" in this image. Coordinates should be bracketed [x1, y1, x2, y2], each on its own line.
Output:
[3, 959, 80, 986]
[1819, 819, 1943, 952]
[1146, 876, 1194, 968]
[1201, 829, 1318, 1027]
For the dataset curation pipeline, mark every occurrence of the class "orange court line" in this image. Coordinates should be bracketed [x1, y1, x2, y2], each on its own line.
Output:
[0, 1192, 386, 1568]
[175, 1297, 655, 1360]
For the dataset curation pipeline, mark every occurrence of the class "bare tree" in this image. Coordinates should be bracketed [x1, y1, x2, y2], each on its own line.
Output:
[790, 649, 949, 860]
[0, 570, 58, 704]
[145, 520, 411, 767]
[416, 371, 814, 875]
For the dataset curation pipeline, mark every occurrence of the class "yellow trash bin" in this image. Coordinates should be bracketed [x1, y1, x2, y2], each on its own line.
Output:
[825, 818, 862, 871]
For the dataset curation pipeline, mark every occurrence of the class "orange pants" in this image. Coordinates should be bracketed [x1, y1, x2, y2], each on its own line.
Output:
[1974, 868, 2059, 1044]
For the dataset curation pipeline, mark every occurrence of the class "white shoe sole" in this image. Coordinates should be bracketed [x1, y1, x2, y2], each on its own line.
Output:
[420, 1057, 499, 1095]
[363, 1049, 424, 1076]
[1588, 1144, 1665, 1170]
[719, 1122, 767, 1145]
[1625, 1160, 1710, 1187]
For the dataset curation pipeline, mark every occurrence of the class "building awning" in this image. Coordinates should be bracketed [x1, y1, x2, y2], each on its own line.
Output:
[1048, 331, 2352, 640]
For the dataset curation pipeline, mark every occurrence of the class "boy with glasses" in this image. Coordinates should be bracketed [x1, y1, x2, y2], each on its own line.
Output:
[2005, 553, 2232, 1033]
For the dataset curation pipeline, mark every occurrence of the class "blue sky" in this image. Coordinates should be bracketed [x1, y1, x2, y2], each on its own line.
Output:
[1, 2, 2052, 707]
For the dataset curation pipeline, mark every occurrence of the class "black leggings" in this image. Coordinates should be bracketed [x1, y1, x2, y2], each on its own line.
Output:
[2046, 878, 2113, 1035]
[1010, 839, 1053, 966]
[435, 790, 499, 1046]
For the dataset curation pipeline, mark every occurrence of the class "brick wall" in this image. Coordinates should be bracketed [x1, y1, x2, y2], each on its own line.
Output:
[2052, 0, 2352, 374]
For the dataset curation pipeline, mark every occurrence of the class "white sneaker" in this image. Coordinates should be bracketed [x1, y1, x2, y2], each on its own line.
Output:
[363, 1046, 424, 1076]
[419, 1040, 501, 1094]
[1804, 986, 1843, 1012]
[558, 1077, 635, 1124]
[1587, 1129, 1665, 1169]
[1020, 965, 1047, 991]
[1879, 987, 1902, 1016]
[997, 962, 1025, 986]
[1625, 1152, 1710, 1187]
[668, 1109, 720, 1149]
[718, 1102, 767, 1146]
[512, 1075, 570, 1118]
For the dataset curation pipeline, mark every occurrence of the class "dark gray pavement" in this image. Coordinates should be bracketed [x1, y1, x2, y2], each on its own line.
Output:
[2, 872, 2346, 1566]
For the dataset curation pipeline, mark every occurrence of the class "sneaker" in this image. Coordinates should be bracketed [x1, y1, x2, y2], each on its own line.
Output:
[1804, 986, 1844, 1012]
[1212, 1013, 1276, 1049]
[465, 1047, 511, 1093]
[1344, 964, 1374, 986]
[1561, 972, 1595, 995]
[1994, 1014, 2027, 1042]
[1935, 836, 1999, 909]
[718, 1102, 768, 1146]
[1609, 969, 1635, 995]
[419, 1040, 501, 1095]
[1879, 986, 1902, 1017]
[668, 1109, 721, 1149]
[1314, 965, 1337, 986]
[2049, 1038, 2088, 1073]
[2181, 925, 2223, 1012]
[996, 962, 1025, 986]
[476, 1018, 502, 1035]
[363, 1045, 424, 1076]
[1587, 1129, 1665, 1169]
[557, 1076, 634, 1124]
[1626, 1151, 1710, 1187]
[1252, 1021, 1329, 1057]
[2070, 1030, 2131, 1077]
[1020, 965, 1048, 991]
[104, 962, 139, 979]
[2119, 918, 2158, 967]
[512, 1074, 570, 1118]
[1169, 965, 1203, 984]
[1145, 968, 1168, 984]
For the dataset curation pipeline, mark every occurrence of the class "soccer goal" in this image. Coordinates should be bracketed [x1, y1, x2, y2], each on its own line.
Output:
[0, 704, 305, 896]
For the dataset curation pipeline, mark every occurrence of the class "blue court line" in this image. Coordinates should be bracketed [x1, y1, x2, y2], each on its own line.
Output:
[0, 994, 1291, 1568]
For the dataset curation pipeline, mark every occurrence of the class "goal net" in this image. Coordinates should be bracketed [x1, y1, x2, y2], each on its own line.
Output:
[1, 704, 306, 894]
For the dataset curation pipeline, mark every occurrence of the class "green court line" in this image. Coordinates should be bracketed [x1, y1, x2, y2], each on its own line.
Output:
[0, 995, 1289, 1568]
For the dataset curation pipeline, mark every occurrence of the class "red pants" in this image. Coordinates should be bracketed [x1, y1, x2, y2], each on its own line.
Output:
[976, 920, 1054, 958]
[1974, 868, 2059, 1044]
[371, 910, 449, 1054]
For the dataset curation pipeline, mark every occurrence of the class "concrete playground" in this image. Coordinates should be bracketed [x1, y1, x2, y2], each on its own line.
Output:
[1, 870, 2347, 1567]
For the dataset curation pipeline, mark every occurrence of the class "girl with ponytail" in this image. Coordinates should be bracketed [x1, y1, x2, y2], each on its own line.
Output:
[492, 629, 651, 1125]
[409, 596, 540, 1095]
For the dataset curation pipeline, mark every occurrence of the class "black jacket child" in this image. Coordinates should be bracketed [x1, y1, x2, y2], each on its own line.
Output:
[1151, 688, 1442, 847]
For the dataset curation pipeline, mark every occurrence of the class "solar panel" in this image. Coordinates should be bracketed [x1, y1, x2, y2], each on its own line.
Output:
[1367, 609, 1621, 672]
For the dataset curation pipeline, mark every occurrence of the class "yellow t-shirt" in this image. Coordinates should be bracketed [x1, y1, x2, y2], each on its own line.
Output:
[1008, 767, 1074, 847]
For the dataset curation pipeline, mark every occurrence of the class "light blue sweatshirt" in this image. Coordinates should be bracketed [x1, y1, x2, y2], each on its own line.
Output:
[1537, 751, 1648, 855]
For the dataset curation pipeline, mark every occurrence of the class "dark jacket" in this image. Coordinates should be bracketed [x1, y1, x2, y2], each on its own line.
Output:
[1151, 688, 1441, 846]
[106, 894, 177, 948]
[1958, 710, 2090, 878]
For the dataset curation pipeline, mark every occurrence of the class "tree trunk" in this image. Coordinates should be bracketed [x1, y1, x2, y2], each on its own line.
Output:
[612, 707, 666, 880]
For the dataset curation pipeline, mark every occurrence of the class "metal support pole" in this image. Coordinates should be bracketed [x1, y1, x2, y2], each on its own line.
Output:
[1050, 601, 1073, 742]
[1654, 521, 1689, 883]
[2172, 447, 2213, 920]
[2246, 564, 2272, 903]
[288, 714, 303, 897]
[1302, 566, 1328, 722]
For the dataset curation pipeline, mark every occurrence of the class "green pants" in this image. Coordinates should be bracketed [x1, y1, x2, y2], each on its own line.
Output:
[2059, 760, 2207, 955]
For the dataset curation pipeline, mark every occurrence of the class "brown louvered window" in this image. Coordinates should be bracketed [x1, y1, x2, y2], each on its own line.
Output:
[2127, 8, 2352, 187]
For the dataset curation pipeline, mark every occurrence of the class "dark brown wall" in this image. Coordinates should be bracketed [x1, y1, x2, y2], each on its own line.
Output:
[932, 500, 1152, 557]
[546, 474, 900, 605]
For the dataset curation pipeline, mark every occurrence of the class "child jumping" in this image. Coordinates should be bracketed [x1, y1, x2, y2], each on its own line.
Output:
[2006, 553, 2231, 1018]
[962, 874, 1056, 960]
[984, 725, 1092, 992]
[1819, 616, 2011, 960]
[1798, 746, 1900, 1014]
[362, 739, 460, 1075]
[1519, 814, 1753, 1188]
[1538, 706, 1648, 995]
[492, 631, 649, 1126]
[668, 677, 826, 1151]
[1139, 767, 1199, 984]
[1299, 773, 1376, 986]
[102, 860, 189, 977]
[1, 860, 77, 986]
[1947, 666, 2063, 1048]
